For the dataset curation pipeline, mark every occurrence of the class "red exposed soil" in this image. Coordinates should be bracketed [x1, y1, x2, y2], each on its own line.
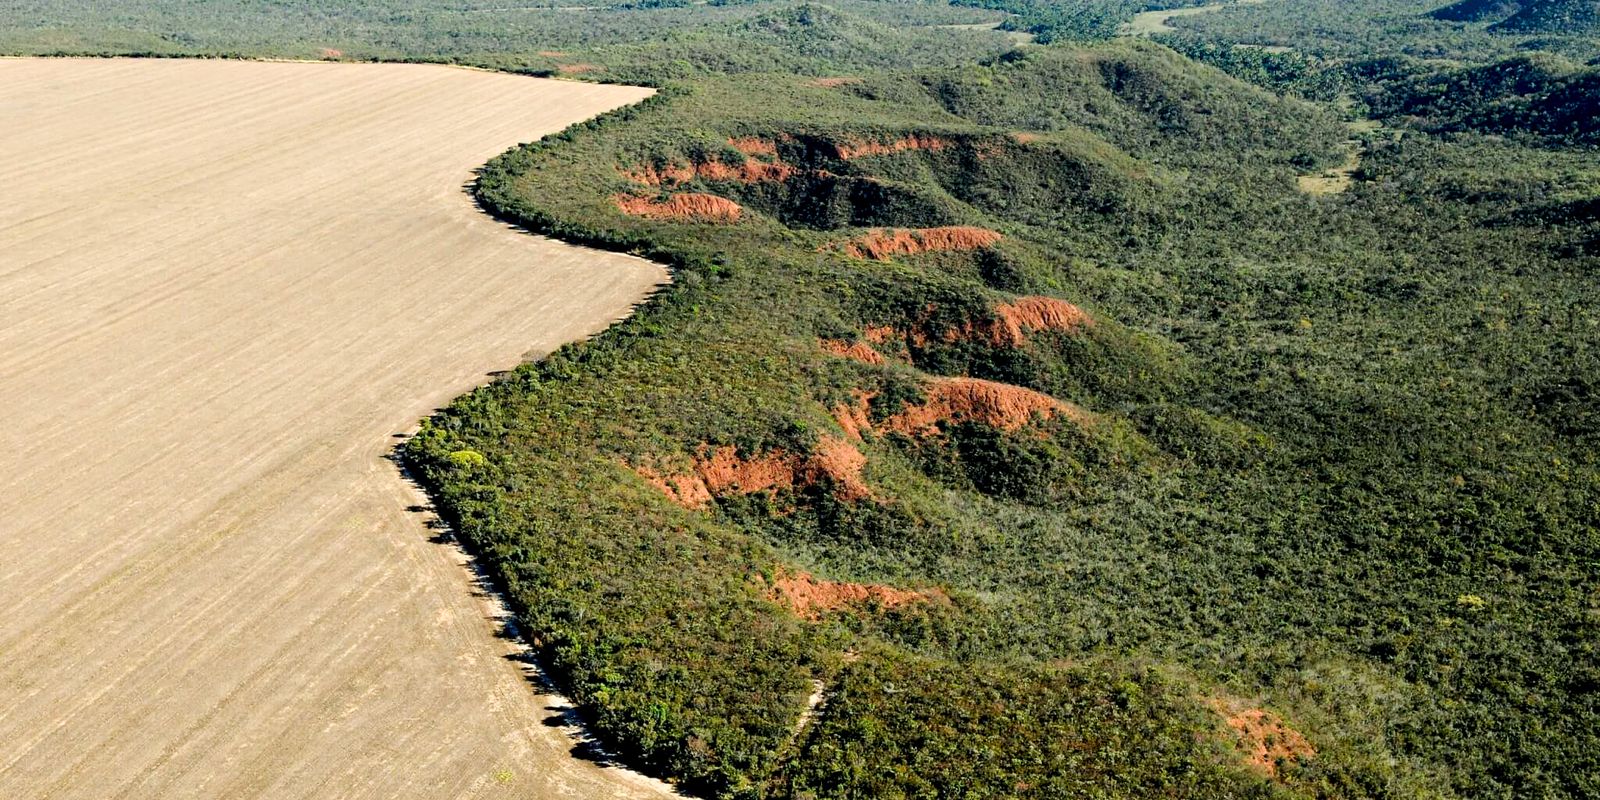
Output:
[613, 193, 742, 223]
[623, 157, 796, 187]
[882, 377, 1088, 437]
[952, 296, 1094, 347]
[999, 296, 1093, 335]
[834, 134, 951, 160]
[1207, 699, 1316, 779]
[769, 570, 939, 619]
[556, 63, 600, 75]
[841, 226, 1003, 260]
[810, 77, 862, 88]
[319, 48, 343, 60]
[862, 325, 897, 344]
[634, 436, 871, 508]
[629, 463, 714, 510]
[832, 391, 875, 442]
[819, 338, 886, 365]
[728, 136, 779, 156]
[621, 162, 696, 186]
[802, 436, 871, 501]
[695, 445, 796, 495]
[694, 158, 798, 184]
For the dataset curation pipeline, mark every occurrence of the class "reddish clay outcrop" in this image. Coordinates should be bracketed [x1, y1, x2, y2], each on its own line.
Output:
[621, 162, 696, 187]
[694, 158, 797, 184]
[1207, 699, 1316, 779]
[819, 338, 885, 365]
[841, 227, 1003, 260]
[319, 48, 343, 59]
[630, 463, 714, 509]
[769, 570, 937, 619]
[862, 325, 897, 344]
[834, 134, 951, 160]
[882, 377, 1088, 437]
[832, 391, 875, 442]
[999, 296, 1092, 335]
[634, 436, 871, 507]
[728, 136, 779, 156]
[695, 445, 796, 495]
[623, 157, 796, 187]
[949, 296, 1093, 347]
[613, 193, 742, 223]
[802, 436, 871, 501]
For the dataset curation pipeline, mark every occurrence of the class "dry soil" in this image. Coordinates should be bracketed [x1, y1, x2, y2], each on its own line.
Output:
[0, 58, 673, 799]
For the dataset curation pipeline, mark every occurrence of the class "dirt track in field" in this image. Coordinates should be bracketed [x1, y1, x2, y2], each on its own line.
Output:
[0, 58, 674, 799]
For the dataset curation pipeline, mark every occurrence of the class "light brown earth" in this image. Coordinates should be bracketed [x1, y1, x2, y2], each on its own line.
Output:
[1119, 0, 1269, 36]
[0, 58, 675, 799]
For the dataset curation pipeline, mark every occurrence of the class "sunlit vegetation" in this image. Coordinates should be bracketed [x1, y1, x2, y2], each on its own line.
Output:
[9, 1, 1598, 797]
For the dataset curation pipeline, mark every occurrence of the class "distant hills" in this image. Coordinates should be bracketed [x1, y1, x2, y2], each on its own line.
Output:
[1430, 0, 1600, 33]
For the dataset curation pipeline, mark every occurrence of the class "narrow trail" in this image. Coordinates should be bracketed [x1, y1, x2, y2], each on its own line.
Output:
[0, 58, 675, 799]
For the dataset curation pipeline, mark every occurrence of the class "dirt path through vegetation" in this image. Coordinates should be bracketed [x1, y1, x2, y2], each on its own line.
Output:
[0, 58, 673, 799]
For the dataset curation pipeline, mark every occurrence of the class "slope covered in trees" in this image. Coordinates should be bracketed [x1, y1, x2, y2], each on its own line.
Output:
[1432, 0, 1600, 32]
[6, 1, 1598, 798]
[1493, 0, 1600, 31]
[406, 30, 1598, 800]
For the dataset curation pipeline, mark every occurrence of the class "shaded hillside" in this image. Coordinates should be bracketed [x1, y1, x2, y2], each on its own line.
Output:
[1429, 0, 1600, 33]
[1369, 53, 1600, 142]
[1430, 0, 1524, 22]
[1494, 0, 1600, 31]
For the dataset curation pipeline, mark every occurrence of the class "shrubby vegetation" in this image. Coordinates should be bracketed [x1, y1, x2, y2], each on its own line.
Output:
[402, 30, 1598, 799]
[10, 1, 1598, 797]
[1167, 0, 1600, 61]
[1365, 52, 1600, 143]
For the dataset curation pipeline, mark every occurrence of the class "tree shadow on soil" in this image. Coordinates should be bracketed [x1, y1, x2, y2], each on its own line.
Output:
[385, 446, 683, 787]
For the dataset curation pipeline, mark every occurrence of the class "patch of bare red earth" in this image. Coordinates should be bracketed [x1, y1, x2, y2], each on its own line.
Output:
[828, 377, 1089, 443]
[841, 226, 1003, 260]
[768, 571, 945, 620]
[727, 136, 780, 157]
[964, 296, 1094, 347]
[831, 297, 1092, 359]
[613, 192, 743, 223]
[818, 338, 887, 364]
[885, 377, 1090, 435]
[832, 134, 951, 160]
[630, 436, 871, 510]
[1207, 698, 1317, 779]
[622, 150, 798, 187]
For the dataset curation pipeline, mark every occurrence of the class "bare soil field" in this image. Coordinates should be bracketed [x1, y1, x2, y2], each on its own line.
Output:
[0, 58, 672, 799]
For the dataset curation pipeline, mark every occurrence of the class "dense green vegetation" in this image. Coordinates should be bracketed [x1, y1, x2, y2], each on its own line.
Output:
[406, 33, 1598, 799]
[1167, 0, 1600, 61]
[9, 1, 1598, 798]
[1367, 53, 1600, 142]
